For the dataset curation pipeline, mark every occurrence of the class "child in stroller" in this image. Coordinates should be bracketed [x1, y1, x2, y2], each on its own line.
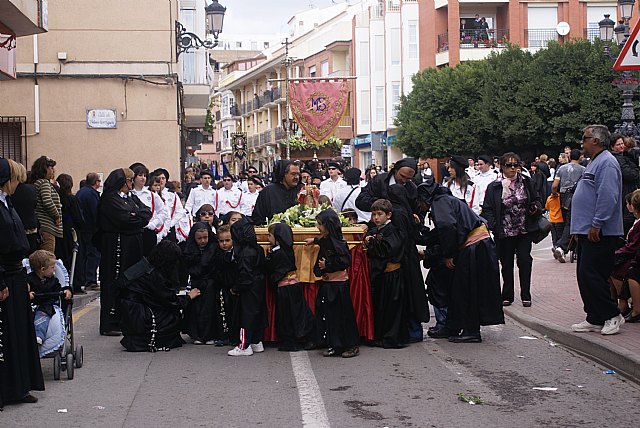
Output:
[24, 250, 71, 356]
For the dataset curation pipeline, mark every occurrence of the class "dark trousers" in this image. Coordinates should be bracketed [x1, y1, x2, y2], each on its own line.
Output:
[557, 193, 572, 252]
[550, 222, 564, 249]
[576, 235, 620, 325]
[73, 230, 101, 290]
[498, 234, 532, 302]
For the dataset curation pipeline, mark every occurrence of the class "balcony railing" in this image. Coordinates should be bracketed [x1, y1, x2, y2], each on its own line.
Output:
[526, 29, 558, 48]
[244, 100, 253, 114]
[584, 27, 600, 42]
[261, 130, 273, 145]
[387, 1, 400, 12]
[272, 86, 282, 100]
[438, 32, 449, 52]
[460, 29, 509, 48]
[247, 135, 254, 148]
[229, 103, 240, 117]
[275, 126, 286, 142]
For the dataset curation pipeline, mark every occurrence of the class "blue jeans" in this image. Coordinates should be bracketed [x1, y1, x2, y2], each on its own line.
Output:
[434, 307, 448, 329]
[74, 230, 101, 288]
[34, 310, 51, 341]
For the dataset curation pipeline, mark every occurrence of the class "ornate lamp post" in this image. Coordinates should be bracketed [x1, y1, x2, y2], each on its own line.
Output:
[176, 0, 226, 59]
[599, 1, 640, 139]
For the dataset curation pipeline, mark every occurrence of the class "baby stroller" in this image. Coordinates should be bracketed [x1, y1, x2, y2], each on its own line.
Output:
[27, 231, 84, 380]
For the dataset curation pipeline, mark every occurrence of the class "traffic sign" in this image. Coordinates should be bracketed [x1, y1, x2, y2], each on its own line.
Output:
[614, 20, 640, 71]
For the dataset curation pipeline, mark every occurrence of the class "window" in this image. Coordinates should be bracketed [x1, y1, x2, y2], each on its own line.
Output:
[391, 82, 401, 118]
[374, 35, 384, 71]
[587, 6, 617, 41]
[375, 87, 384, 122]
[408, 21, 418, 59]
[309, 65, 316, 77]
[0, 116, 27, 165]
[264, 41, 270, 48]
[360, 90, 370, 125]
[180, 9, 196, 84]
[528, 5, 558, 47]
[251, 41, 257, 50]
[390, 28, 401, 65]
[359, 41, 369, 75]
[321, 61, 329, 77]
[236, 41, 242, 48]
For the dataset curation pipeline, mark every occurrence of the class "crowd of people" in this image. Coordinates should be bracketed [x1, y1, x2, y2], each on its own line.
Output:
[1, 123, 637, 408]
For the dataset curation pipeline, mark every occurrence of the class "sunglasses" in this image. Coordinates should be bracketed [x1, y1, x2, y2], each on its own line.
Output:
[503, 163, 519, 169]
[328, 167, 337, 170]
[200, 211, 214, 216]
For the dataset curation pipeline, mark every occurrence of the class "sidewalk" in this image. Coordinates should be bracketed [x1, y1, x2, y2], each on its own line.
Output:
[504, 243, 640, 383]
[72, 289, 99, 309]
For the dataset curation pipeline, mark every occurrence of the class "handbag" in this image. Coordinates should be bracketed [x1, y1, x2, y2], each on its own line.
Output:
[530, 216, 552, 244]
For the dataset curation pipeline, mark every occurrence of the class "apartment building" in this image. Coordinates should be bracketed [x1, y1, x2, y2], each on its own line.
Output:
[0, 0, 47, 164]
[422, 0, 625, 68]
[211, 3, 358, 173]
[352, 0, 420, 171]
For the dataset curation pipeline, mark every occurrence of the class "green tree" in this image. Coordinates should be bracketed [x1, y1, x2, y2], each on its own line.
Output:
[396, 39, 626, 159]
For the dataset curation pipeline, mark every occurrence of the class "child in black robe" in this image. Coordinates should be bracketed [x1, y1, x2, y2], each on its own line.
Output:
[227, 217, 267, 356]
[214, 224, 237, 345]
[265, 222, 316, 352]
[363, 199, 408, 348]
[182, 222, 219, 345]
[304, 209, 359, 358]
[26, 250, 72, 345]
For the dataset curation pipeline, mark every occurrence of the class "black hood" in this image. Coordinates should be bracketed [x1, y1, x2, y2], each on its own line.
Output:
[185, 221, 216, 255]
[0, 157, 10, 186]
[272, 160, 293, 184]
[271, 222, 294, 249]
[417, 177, 452, 205]
[390, 157, 418, 176]
[231, 216, 257, 247]
[317, 209, 349, 257]
[103, 168, 126, 195]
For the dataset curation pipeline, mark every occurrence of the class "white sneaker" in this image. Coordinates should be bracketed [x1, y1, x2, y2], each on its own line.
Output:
[205, 340, 216, 345]
[601, 314, 625, 335]
[571, 320, 603, 333]
[36, 337, 43, 345]
[553, 247, 566, 263]
[228, 346, 253, 356]
[193, 340, 203, 345]
[251, 341, 264, 353]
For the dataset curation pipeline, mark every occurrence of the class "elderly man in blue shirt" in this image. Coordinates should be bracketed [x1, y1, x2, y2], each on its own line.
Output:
[570, 125, 625, 335]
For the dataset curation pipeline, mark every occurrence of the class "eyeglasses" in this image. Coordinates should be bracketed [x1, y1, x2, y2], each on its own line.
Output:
[328, 167, 337, 170]
[200, 211, 214, 216]
[503, 163, 519, 169]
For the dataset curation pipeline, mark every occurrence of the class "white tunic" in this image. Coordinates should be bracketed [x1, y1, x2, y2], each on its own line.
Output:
[216, 187, 243, 216]
[184, 185, 217, 216]
[332, 185, 370, 223]
[162, 188, 190, 240]
[319, 177, 347, 202]
[239, 190, 259, 216]
[473, 170, 499, 208]
[446, 180, 481, 215]
[131, 187, 169, 241]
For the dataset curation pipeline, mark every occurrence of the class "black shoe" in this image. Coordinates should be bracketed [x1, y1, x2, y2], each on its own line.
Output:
[86, 283, 100, 290]
[448, 333, 482, 343]
[101, 330, 122, 337]
[21, 394, 38, 403]
[427, 327, 450, 339]
[303, 341, 317, 351]
[408, 336, 423, 343]
[323, 348, 339, 357]
[278, 344, 298, 352]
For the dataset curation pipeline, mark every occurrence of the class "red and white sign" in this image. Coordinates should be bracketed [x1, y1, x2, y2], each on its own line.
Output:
[614, 21, 640, 71]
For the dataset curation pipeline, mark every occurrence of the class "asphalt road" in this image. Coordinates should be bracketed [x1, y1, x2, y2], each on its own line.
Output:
[2, 295, 639, 428]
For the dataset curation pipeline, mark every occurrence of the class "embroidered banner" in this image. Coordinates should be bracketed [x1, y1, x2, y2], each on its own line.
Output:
[288, 79, 348, 144]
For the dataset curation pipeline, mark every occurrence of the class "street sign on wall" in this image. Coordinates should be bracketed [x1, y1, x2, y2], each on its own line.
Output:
[614, 21, 640, 71]
[86, 108, 117, 129]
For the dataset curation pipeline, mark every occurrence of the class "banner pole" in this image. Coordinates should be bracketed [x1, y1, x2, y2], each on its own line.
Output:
[282, 37, 292, 160]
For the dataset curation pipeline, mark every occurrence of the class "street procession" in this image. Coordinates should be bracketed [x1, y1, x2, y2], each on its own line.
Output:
[2, 0, 640, 427]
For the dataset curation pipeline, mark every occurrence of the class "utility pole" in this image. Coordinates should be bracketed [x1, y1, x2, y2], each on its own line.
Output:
[282, 37, 293, 160]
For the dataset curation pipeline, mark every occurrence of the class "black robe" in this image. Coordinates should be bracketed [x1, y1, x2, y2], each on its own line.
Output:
[365, 222, 408, 348]
[182, 222, 224, 342]
[213, 247, 239, 342]
[0, 197, 44, 406]
[356, 172, 430, 323]
[314, 210, 359, 349]
[428, 189, 504, 332]
[96, 169, 152, 334]
[251, 182, 302, 225]
[117, 258, 189, 352]
[230, 218, 267, 331]
[264, 223, 315, 347]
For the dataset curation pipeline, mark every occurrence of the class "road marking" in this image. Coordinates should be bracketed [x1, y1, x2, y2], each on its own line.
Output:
[290, 351, 330, 428]
[73, 305, 96, 322]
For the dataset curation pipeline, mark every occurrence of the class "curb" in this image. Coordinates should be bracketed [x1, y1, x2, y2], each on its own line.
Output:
[505, 307, 640, 384]
[72, 290, 99, 310]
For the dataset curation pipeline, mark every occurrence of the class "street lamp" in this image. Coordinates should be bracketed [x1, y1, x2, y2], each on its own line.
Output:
[620, 0, 636, 20]
[176, 1, 226, 59]
[599, 14, 615, 41]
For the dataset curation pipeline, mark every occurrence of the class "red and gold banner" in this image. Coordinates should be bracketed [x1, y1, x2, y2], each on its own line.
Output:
[288, 79, 348, 144]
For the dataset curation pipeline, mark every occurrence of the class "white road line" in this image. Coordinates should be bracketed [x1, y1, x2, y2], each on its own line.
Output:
[290, 351, 331, 428]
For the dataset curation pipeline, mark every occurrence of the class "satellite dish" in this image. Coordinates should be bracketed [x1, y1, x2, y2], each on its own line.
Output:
[556, 22, 570, 36]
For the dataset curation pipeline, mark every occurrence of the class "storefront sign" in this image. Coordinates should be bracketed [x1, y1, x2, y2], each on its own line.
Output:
[86, 108, 117, 129]
[354, 135, 371, 148]
[341, 144, 352, 157]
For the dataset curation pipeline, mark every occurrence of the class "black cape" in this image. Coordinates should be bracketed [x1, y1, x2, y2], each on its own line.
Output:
[356, 171, 430, 323]
[365, 222, 408, 347]
[251, 182, 302, 226]
[96, 169, 152, 334]
[117, 258, 189, 351]
[0, 196, 44, 405]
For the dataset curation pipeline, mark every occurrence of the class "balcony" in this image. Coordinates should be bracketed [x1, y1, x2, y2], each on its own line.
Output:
[247, 135, 254, 148]
[261, 129, 273, 146]
[584, 27, 599, 42]
[275, 126, 286, 142]
[525, 29, 558, 48]
[387, 1, 400, 13]
[460, 29, 509, 49]
[230, 103, 240, 118]
[243, 100, 253, 116]
[0, 0, 47, 37]
[438, 32, 449, 53]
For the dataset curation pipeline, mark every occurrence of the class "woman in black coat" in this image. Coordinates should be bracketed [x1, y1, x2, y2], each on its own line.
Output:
[95, 168, 151, 336]
[481, 152, 543, 308]
[0, 158, 44, 409]
[611, 134, 639, 234]
[55, 173, 85, 277]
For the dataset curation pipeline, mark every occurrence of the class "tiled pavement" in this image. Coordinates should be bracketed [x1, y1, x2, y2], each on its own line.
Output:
[504, 240, 640, 382]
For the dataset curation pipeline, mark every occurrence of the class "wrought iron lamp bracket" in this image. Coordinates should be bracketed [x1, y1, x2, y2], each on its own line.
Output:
[175, 21, 217, 59]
